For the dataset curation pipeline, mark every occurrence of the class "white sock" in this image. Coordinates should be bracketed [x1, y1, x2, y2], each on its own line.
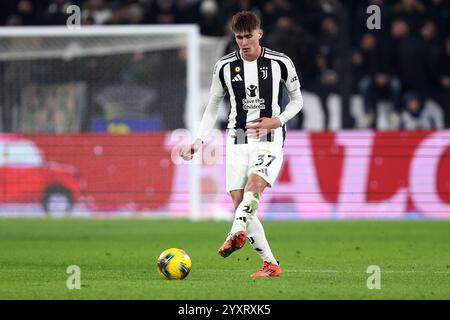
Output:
[230, 192, 260, 235]
[246, 214, 278, 265]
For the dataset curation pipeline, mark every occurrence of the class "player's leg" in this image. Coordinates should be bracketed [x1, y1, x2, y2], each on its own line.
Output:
[228, 174, 266, 235]
[242, 174, 281, 277]
[245, 143, 284, 277]
[229, 190, 244, 209]
[241, 174, 273, 262]
[245, 193, 277, 266]
[219, 174, 267, 258]
[219, 171, 282, 277]
[218, 188, 248, 258]
[219, 134, 283, 266]
[247, 216, 281, 277]
[218, 136, 249, 258]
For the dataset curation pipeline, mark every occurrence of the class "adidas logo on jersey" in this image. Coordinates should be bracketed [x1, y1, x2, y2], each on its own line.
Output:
[232, 74, 243, 82]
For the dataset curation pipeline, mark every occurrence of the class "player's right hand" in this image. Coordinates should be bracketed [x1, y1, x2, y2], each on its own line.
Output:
[179, 139, 202, 161]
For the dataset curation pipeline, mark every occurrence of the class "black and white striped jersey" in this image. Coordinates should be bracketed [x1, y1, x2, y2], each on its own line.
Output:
[211, 47, 301, 131]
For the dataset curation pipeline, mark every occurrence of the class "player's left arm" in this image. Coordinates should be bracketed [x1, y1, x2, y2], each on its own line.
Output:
[180, 60, 226, 160]
[246, 57, 303, 133]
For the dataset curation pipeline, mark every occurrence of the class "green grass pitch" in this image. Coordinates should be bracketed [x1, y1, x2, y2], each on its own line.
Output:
[0, 218, 449, 299]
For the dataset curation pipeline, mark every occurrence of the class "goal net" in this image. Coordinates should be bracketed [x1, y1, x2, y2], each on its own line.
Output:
[0, 25, 228, 219]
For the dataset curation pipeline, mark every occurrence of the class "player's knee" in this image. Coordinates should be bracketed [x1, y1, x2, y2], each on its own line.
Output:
[245, 175, 268, 193]
[232, 195, 243, 209]
[229, 190, 244, 209]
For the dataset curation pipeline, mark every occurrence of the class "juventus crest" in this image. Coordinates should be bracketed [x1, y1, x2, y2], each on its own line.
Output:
[260, 66, 268, 80]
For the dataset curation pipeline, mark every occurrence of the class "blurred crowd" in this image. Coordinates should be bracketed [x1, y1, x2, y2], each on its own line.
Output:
[1, 0, 449, 130]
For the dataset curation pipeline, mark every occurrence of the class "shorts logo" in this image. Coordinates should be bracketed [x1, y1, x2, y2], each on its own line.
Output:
[257, 168, 268, 176]
[260, 67, 268, 80]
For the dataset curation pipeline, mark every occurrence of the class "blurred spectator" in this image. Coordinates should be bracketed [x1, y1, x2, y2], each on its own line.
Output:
[400, 91, 444, 130]
[199, 0, 224, 37]
[105, 1, 142, 25]
[1, 0, 45, 25]
[319, 0, 341, 15]
[418, 20, 442, 97]
[425, 0, 449, 39]
[390, 18, 432, 94]
[260, 0, 293, 33]
[264, 16, 316, 87]
[357, 32, 402, 129]
[311, 15, 340, 129]
[81, 0, 112, 25]
[419, 20, 440, 53]
[295, 0, 327, 35]
[143, 0, 176, 24]
[434, 38, 450, 127]
[1, 0, 449, 130]
[4, 14, 24, 26]
[41, 0, 76, 25]
[18, 0, 39, 25]
[0, 2, 8, 25]
[392, 0, 426, 35]
[223, 0, 256, 25]
[223, 21, 240, 54]
[263, 16, 300, 62]
[174, 0, 200, 24]
[351, 32, 377, 92]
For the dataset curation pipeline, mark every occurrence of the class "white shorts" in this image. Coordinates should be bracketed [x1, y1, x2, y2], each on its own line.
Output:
[226, 129, 284, 192]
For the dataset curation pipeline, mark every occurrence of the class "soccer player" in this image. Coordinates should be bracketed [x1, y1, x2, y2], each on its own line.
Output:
[180, 11, 303, 277]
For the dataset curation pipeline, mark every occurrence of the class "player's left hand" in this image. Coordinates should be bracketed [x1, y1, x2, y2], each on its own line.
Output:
[246, 117, 281, 138]
[179, 138, 203, 161]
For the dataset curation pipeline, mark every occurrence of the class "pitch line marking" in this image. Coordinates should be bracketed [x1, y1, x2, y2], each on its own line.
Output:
[196, 269, 450, 275]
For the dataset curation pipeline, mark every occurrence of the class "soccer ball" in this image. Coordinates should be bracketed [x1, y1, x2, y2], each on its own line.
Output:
[157, 248, 192, 280]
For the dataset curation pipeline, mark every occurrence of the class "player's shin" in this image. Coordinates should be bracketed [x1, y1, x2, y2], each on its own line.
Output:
[247, 215, 278, 265]
[230, 191, 260, 235]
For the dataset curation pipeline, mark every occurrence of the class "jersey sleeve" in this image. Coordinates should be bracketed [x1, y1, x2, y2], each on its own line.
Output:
[210, 61, 227, 98]
[283, 57, 301, 93]
[276, 56, 303, 126]
[195, 61, 226, 142]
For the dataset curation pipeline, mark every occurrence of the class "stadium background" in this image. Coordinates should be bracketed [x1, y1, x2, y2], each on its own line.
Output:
[1, 0, 450, 302]
[0, 0, 449, 220]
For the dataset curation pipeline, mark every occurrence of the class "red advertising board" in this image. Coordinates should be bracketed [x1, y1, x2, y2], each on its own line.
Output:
[0, 131, 449, 219]
[0, 133, 174, 213]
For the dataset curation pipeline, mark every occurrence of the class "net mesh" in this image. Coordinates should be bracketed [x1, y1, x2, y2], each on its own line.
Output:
[0, 30, 195, 133]
[0, 27, 228, 217]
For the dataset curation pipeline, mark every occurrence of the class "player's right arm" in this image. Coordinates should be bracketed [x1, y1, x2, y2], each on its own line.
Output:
[180, 61, 226, 161]
[276, 56, 303, 127]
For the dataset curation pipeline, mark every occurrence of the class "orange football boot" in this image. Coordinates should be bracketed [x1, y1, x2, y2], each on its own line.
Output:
[250, 261, 282, 278]
[218, 230, 247, 258]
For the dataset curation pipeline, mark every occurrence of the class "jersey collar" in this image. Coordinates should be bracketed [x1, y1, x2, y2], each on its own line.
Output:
[236, 46, 265, 61]
[236, 49, 242, 60]
[260, 47, 265, 58]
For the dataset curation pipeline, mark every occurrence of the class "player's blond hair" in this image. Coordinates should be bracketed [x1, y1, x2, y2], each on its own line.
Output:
[230, 11, 261, 33]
